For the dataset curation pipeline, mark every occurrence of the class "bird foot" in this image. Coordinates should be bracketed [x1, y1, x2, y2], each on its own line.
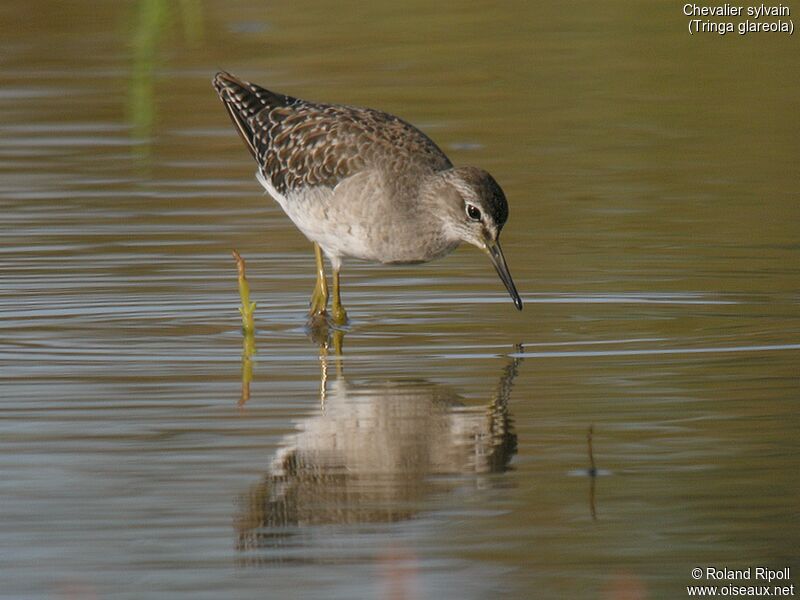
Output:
[306, 311, 330, 343]
[308, 290, 328, 318]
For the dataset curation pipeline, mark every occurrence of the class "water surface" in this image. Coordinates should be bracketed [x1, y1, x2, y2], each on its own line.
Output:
[1, 1, 798, 598]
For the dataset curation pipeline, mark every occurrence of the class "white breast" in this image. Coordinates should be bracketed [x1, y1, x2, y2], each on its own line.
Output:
[255, 169, 456, 266]
[256, 169, 360, 266]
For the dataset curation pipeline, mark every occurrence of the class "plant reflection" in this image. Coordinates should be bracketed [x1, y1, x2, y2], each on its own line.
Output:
[128, 0, 202, 158]
[235, 334, 522, 556]
[232, 250, 256, 407]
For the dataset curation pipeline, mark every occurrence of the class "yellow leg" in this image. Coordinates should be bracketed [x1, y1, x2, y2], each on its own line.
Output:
[309, 243, 328, 316]
[331, 266, 348, 326]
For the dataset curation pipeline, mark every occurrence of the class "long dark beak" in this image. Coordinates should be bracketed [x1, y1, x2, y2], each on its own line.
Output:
[484, 238, 523, 310]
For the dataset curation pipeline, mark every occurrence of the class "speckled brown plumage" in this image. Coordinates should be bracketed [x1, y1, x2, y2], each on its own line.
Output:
[213, 71, 451, 196]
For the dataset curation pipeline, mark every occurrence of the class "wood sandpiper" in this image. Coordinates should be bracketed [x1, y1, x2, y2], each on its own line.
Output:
[213, 72, 522, 324]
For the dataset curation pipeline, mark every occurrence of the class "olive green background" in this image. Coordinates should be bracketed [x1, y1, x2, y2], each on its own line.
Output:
[1, 1, 798, 598]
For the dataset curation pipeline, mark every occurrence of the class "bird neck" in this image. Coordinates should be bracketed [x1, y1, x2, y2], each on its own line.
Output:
[418, 170, 464, 243]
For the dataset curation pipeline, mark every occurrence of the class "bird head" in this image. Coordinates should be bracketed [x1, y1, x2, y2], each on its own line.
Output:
[434, 167, 523, 311]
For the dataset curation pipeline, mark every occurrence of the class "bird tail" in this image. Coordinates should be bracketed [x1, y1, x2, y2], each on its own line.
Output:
[213, 72, 298, 161]
[212, 71, 261, 159]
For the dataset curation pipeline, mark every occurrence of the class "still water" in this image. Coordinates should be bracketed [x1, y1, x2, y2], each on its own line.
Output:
[1, 1, 798, 598]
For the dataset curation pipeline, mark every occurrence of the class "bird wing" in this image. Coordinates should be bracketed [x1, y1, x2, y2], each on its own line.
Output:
[212, 72, 452, 196]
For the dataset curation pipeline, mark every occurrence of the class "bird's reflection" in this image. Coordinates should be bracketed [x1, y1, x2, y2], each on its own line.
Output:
[235, 331, 521, 554]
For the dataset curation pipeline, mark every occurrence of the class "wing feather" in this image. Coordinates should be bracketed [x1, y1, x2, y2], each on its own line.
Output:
[212, 72, 452, 196]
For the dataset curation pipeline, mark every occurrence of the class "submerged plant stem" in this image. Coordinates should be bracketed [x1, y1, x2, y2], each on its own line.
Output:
[233, 250, 256, 406]
[233, 250, 256, 336]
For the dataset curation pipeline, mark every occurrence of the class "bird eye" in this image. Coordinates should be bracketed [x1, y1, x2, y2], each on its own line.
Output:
[466, 204, 482, 221]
